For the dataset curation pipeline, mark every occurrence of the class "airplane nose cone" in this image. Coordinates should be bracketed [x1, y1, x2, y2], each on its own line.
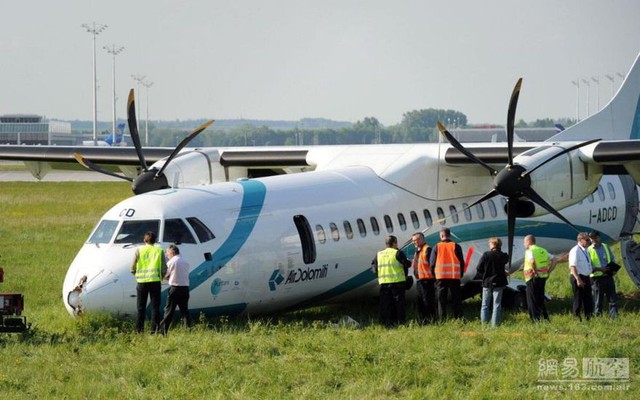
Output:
[65, 269, 126, 316]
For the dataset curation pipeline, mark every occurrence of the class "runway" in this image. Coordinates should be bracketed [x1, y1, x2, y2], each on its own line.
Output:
[0, 170, 122, 182]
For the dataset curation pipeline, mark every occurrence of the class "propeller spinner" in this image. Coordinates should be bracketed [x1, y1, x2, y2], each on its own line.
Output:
[437, 79, 599, 269]
[74, 89, 214, 194]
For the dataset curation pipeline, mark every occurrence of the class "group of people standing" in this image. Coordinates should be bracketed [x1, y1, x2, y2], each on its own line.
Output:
[130, 231, 192, 335]
[372, 228, 620, 327]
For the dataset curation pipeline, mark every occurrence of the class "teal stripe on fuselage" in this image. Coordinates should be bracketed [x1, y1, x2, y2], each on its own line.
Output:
[632, 95, 640, 140]
[288, 220, 602, 310]
[189, 179, 267, 289]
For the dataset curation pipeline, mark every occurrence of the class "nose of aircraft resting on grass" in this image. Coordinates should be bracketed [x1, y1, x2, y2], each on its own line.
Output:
[63, 246, 136, 317]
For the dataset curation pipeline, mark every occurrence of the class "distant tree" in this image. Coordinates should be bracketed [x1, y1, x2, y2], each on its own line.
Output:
[396, 109, 467, 143]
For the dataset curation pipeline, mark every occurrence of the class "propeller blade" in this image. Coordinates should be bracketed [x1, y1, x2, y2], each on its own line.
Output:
[464, 189, 500, 211]
[506, 78, 523, 167]
[73, 153, 133, 182]
[524, 187, 579, 232]
[127, 89, 148, 172]
[155, 120, 215, 178]
[437, 122, 498, 176]
[522, 138, 601, 178]
[506, 198, 516, 271]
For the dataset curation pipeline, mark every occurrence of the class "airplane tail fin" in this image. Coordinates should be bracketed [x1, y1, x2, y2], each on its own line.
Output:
[550, 51, 640, 142]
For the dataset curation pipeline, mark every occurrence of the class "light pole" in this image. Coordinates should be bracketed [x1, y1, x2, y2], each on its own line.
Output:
[591, 76, 600, 111]
[142, 80, 154, 146]
[82, 22, 108, 145]
[571, 80, 580, 121]
[605, 74, 615, 100]
[103, 44, 125, 138]
[581, 78, 591, 117]
[131, 74, 146, 123]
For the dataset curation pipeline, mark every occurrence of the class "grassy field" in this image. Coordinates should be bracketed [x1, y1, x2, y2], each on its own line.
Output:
[0, 182, 638, 399]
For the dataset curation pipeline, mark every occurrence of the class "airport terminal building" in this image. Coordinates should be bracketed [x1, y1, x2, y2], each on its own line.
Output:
[0, 114, 72, 145]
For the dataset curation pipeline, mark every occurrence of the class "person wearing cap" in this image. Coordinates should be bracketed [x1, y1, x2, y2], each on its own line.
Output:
[587, 230, 618, 319]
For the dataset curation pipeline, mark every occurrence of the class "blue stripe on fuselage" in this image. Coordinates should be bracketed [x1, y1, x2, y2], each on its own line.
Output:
[189, 179, 267, 289]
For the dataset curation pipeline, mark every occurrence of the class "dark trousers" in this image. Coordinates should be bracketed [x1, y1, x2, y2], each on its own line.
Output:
[379, 282, 406, 327]
[592, 275, 618, 319]
[416, 279, 436, 324]
[160, 286, 192, 334]
[526, 277, 549, 322]
[570, 274, 593, 321]
[136, 281, 161, 333]
[436, 279, 462, 320]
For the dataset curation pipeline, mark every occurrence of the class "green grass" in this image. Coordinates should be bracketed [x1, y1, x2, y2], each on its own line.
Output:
[1, 182, 639, 399]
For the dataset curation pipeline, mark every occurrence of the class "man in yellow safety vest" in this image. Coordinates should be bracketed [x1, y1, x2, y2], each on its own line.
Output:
[131, 231, 167, 333]
[523, 234, 557, 322]
[588, 230, 618, 319]
[372, 235, 411, 327]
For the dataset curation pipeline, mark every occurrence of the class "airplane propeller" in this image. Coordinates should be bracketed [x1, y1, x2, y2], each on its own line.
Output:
[437, 78, 599, 269]
[73, 89, 214, 195]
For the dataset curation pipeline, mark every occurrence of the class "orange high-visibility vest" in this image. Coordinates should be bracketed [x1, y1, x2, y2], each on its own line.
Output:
[415, 244, 434, 280]
[435, 241, 461, 280]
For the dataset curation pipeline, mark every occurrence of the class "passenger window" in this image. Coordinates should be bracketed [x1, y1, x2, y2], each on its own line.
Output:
[357, 218, 367, 237]
[423, 209, 433, 227]
[476, 204, 485, 220]
[607, 182, 616, 200]
[370, 217, 380, 235]
[343, 221, 354, 240]
[462, 203, 472, 222]
[293, 215, 316, 264]
[437, 207, 445, 224]
[449, 205, 459, 223]
[114, 220, 160, 244]
[500, 198, 507, 214]
[330, 223, 340, 241]
[316, 224, 326, 244]
[187, 217, 215, 243]
[164, 218, 197, 244]
[588, 193, 594, 203]
[410, 211, 420, 229]
[397, 213, 407, 231]
[488, 200, 497, 218]
[597, 185, 605, 201]
[384, 215, 393, 233]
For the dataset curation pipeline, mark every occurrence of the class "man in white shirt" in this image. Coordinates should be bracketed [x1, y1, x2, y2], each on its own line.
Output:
[568, 232, 594, 321]
[159, 244, 192, 335]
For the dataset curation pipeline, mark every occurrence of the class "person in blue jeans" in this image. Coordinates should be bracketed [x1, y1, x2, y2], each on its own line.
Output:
[476, 237, 509, 327]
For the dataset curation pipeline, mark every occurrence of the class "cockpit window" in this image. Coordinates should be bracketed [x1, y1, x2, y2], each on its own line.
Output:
[114, 220, 160, 244]
[88, 219, 119, 244]
[164, 218, 197, 244]
[187, 217, 215, 243]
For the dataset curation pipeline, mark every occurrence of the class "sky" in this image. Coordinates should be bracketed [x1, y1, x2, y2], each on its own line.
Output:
[2, 0, 640, 126]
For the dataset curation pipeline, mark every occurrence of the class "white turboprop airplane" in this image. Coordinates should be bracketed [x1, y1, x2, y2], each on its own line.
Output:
[3, 51, 640, 318]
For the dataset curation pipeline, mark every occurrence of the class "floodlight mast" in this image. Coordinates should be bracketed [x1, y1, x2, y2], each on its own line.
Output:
[104, 44, 125, 140]
[82, 22, 108, 146]
[142, 80, 154, 146]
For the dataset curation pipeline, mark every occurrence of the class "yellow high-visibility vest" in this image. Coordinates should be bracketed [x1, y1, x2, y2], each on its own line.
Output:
[135, 244, 163, 283]
[588, 243, 612, 278]
[377, 248, 406, 284]
[524, 245, 550, 282]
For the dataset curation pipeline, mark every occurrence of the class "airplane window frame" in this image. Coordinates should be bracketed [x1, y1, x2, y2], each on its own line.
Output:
[186, 217, 216, 243]
[423, 209, 433, 227]
[384, 215, 394, 233]
[88, 219, 119, 244]
[164, 218, 197, 245]
[488, 200, 497, 218]
[315, 224, 326, 244]
[607, 182, 616, 200]
[588, 192, 595, 203]
[462, 203, 472, 222]
[449, 205, 459, 223]
[330, 222, 340, 241]
[357, 218, 367, 237]
[114, 220, 160, 244]
[597, 185, 605, 201]
[343, 220, 354, 240]
[437, 207, 446, 225]
[410, 211, 420, 229]
[370, 217, 380, 236]
[293, 215, 316, 264]
[397, 213, 407, 231]
[500, 197, 507, 214]
[476, 203, 485, 220]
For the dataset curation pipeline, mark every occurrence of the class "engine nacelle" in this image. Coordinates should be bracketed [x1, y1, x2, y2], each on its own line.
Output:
[150, 149, 227, 188]
[515, 144, 602, 217]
